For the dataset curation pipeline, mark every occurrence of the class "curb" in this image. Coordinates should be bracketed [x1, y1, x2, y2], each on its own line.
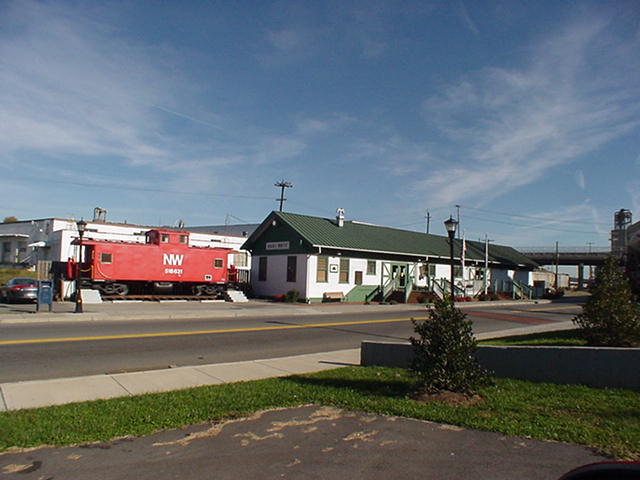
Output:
[0, 348, 360, 411]
[0, 299, 555, 325]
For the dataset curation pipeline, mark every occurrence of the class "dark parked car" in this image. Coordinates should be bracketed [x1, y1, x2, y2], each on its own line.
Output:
[0, 277, 39, 303]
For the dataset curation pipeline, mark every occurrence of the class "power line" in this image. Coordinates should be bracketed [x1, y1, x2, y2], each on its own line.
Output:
[460, 204, 610, 227]
[462, 213, 600, 234]
[3, 176, 274, 201]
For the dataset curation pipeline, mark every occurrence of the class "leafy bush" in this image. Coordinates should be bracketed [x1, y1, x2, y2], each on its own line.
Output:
[284, 289, 301, 303]
[573, 256, 640, 347]
[410, 299, 490, 393]
[478, 292, 499, 301]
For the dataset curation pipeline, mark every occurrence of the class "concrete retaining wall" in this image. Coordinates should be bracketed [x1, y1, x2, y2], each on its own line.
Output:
[360, 341, 640, 391]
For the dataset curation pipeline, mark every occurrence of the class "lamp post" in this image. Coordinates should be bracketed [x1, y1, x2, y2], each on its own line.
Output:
[444, 216, 458, 305]
[74, 219, 87, 314]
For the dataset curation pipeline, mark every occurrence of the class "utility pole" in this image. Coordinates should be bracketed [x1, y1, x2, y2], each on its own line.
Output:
[460, 230, 466, 296]
[425, 210, 431, 234]
[587, 241, 593, 281]
[455, 204, 461, 240]
[274, 180, 293, 212]
[482, 234, 493, 296]
[554, 241, 559, 291]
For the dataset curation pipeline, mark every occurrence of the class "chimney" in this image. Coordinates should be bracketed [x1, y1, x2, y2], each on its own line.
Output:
[336, 208, 345, 227]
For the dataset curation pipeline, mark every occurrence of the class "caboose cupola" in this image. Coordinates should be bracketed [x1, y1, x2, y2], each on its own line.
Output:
[145, 229, 189, 245]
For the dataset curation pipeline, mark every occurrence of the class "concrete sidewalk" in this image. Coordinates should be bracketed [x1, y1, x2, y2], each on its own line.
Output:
[0, 349, 361, 412]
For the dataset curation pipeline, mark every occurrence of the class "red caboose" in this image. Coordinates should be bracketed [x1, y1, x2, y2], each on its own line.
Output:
[77, 229, 233, 296]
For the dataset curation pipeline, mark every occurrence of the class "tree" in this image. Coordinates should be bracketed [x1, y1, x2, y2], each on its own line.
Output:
[2, 216, 18, 223]
[410, 299, 489, 394]
[573, 256, 640, 347]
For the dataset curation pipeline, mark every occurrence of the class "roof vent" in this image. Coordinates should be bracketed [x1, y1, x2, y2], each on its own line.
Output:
[336, 208, 345, 227]
[93, 207, 107, 222]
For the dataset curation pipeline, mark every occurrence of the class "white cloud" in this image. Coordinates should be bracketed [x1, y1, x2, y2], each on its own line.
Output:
[295, 114, 355, 136]
[348, 136, 438, 175]
[457, 1, 479, 35]
[257, 28, 312, 66]
[266, 28, 305, 52]
[418, 15, 640, 206]
[575, 170, 586, 190]
[0, 1, 179, 168]
[0, 1, 313, 196]
[484, 203, 610, 246]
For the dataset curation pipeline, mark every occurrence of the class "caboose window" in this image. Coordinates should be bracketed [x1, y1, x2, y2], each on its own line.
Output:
[234, 252, 247, 267]
[161, 234, 169, 243]
[100, 253, 112, 264]
[213, 258, 223, 268]
[179, 235, 187, 244]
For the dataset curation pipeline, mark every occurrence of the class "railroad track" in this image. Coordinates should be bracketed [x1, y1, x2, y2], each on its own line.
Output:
[101, 295, 225, 302]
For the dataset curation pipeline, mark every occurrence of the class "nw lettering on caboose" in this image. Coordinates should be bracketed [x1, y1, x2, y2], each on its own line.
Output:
[163, 253, 184, 266]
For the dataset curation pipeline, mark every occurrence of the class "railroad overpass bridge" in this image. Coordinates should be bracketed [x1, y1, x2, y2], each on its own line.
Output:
[516, 247, 611, 288]
[516, 247, 611, 267]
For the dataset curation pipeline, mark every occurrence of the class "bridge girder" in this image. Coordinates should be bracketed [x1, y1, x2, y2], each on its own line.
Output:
[522, 252, 609, 266]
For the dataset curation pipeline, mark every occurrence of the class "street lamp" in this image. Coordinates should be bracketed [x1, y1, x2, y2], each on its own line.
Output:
[444, 216, 458, 305]
[74, 219, 87, 314]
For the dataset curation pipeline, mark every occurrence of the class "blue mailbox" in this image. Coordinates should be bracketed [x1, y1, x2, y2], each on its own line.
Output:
[37, 280, 53, 312]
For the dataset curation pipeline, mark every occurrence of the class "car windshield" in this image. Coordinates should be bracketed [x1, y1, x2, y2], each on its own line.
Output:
[9, 278, 38, 286]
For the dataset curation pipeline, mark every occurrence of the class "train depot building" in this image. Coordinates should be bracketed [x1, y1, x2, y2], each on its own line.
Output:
[242, 210, 538, 303]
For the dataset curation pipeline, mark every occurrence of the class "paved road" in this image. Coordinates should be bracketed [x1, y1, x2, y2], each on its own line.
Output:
[0, 405, 605, 480]
[0, 301, 582, 383]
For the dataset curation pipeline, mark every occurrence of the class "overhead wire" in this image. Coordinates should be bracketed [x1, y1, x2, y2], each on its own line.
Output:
[459, 214, 599, 234]
[3, 176, 274, 201]
[459, 205, 610, 227]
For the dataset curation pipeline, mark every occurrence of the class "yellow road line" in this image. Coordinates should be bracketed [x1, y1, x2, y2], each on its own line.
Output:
[512, 305, 581, 312]
[0, 316, 424, 346]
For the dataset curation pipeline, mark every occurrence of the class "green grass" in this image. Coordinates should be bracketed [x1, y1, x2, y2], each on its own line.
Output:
[480, 329, 587, 346]
[1, 367, 638, 459]
[0, 268, 37, 286]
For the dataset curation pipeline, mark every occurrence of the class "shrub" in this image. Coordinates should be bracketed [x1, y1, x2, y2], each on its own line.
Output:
[284, 289, 300, 303]
[573, 256, 640, 347]
[410, 299, 490, 394]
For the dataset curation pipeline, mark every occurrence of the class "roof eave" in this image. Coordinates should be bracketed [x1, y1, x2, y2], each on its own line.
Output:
[313, 244, 449, 260]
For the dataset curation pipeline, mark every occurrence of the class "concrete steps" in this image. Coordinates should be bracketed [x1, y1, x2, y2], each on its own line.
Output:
[225, 289, 248, 302]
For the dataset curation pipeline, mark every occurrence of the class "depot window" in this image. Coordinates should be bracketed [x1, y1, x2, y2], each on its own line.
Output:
[258, 256, 267, 281]
[316, 256, 328, 283]
[213, 258, 223, 268]
[100, 253, 112, 264]
[339, 258, 349, 283]
[366, 260, 376, 275]
[286, 256, 297, 282]
[420, 263, 436, 278]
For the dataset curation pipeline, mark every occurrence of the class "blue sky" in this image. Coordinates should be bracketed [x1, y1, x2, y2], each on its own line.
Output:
[1, 0, 639, 248]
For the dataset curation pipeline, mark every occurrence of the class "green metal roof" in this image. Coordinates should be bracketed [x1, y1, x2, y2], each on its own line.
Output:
[244, 211, 537, 269]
